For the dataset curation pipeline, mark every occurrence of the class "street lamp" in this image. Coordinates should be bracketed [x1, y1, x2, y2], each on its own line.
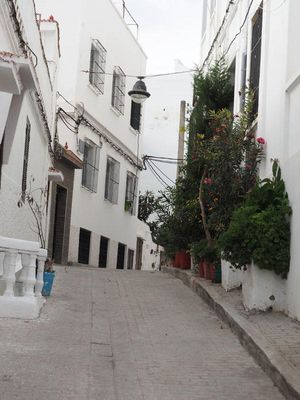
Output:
[128, 77, 151, 104]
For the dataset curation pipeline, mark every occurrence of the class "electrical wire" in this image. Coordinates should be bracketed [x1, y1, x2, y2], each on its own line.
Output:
[58, 114, 78, 134]
[145, 159, 169, 189]
[147, 159, 175, 184]
[223, 0, 255, 57]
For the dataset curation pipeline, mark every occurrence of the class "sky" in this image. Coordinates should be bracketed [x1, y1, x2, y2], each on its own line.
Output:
[112, 0, 203, 193]
[114, 0, 203, 74]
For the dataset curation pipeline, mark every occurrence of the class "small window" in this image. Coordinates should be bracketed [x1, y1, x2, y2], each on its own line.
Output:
[89, 39, 106, 94]
[130, 101, 141, 131]
[21, 118, 31, 200]
[111, 66, 126, 114]
[105, 157, 120, 203]
[125, 172, 137, 215]
[82, 140, 100, 192]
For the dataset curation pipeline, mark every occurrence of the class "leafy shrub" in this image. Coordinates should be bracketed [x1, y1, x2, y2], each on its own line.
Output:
[218, 161, 291, 278]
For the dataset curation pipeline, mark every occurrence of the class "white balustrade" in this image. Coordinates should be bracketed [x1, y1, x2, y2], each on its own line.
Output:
[0, 235, 48, 319]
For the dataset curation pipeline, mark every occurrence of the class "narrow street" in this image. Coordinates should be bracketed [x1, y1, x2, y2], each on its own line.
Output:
[0, 267, 284, 400]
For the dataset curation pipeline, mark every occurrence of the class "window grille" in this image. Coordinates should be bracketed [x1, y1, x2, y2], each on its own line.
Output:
[105, 157, 120, 203]
[130, 101, 141, 131]
[22, 118, 31, 200]
[125, 171, 137, 215]
[89, 39, 107, 94]
[81, 140, 100, 192]
[250, 4, 263, 116]
[111, 66, 126, 114]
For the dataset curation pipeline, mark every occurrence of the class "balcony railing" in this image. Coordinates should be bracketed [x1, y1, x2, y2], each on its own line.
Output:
[0, 236, 47, 319]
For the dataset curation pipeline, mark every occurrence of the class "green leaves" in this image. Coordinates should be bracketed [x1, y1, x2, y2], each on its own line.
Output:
[218, 161, 291, 278]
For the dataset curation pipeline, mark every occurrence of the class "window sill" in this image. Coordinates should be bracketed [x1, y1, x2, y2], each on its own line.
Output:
[88, 83, 103, 96]
[81, 185, 96, 194]
[129, 126, 139, 135]
[110, 106, 123, 117]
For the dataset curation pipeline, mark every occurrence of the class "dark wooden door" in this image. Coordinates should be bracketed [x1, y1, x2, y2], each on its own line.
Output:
[52, 186, 67, 264]
[78, 228, 91, 265]
[99, 236, 109, 268]
[116, 243, 126, 269]
[135, 238, 143, 270]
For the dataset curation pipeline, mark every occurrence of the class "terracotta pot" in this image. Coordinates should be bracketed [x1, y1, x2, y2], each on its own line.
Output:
[198, 260, 205, 278]
[210, 263, 216, 281]
[180, 250, 191, 270]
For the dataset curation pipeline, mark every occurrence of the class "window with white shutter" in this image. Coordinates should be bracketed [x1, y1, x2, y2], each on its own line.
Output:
[105, 157, 120, 203]
[81, 140, 100, 192]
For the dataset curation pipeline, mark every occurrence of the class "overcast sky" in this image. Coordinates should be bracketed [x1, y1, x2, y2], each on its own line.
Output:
[113, 0, 203, 193]
[114, 0, 203, 74]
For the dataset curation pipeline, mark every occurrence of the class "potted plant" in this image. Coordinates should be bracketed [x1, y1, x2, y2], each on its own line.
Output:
[190, 240, 207, 277]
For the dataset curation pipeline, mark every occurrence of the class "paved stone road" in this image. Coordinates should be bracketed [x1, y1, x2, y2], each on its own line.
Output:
[0, 267, 284, 399]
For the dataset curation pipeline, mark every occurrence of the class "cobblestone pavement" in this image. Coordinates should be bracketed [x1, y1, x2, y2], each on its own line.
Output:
[210, 282, 300, 371]
[0, 267, 284, 400]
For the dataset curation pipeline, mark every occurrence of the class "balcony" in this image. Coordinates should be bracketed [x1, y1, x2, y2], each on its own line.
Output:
[0, 235, 47, 319]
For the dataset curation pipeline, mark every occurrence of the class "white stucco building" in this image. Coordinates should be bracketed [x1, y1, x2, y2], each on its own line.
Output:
[0, 0, 59, 318]
[200, 0, 300, 320]
[36, 0, 149, 270]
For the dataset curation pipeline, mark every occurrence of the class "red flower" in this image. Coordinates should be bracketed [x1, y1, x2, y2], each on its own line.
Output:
[256, 137, 266, 145]
[203, 177, 212, 185]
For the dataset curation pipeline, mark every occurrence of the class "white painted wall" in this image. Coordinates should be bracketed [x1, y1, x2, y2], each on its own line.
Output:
[0, 0, 58, 246]
[200, 0, 300, 319]
[137, 220, 161, 271]
[36, 0, 147, 267]
[140, 60, 193, 194]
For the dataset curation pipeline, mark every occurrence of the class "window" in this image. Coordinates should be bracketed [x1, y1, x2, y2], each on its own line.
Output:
[111, 66, 126, 114]
[81, 140, 100, 192]
[105, 157, 120, 203]
[21, 118, 31, 200]
[125, 172, 137, 215]
[130, 101, 141, 131]
[250, 4, 263, 116]
[127, 249, 134, 269]
[89, 39, 106, 94]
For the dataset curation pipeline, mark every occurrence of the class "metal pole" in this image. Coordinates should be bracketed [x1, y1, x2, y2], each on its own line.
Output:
[176, 100, 186, 178]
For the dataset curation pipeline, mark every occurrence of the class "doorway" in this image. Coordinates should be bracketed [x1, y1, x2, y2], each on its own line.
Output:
[135, 238, 143, 270]
[99, 236, 109, 268]
[52, 186, 67, 264]
[78, 228, 91, 264]
[116, 243, 126, 269]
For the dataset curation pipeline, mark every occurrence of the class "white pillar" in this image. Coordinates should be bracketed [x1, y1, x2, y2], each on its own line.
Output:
[3, 250, 17, 296]
[21, 253, 37, 297]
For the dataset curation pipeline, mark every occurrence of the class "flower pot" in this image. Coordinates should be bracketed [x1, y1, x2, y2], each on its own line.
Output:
[180, 250, 191, 270]
[209, 263, 216, 281]
[203, 261, 211, 279]
[42, 271, 55, 296]
[198, 261, 205, 278]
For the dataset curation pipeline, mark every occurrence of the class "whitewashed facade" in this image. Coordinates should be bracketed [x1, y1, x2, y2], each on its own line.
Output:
[36, 0, 147, 269]
[200, 0, 300, 320]
[0, 0, 59, 318]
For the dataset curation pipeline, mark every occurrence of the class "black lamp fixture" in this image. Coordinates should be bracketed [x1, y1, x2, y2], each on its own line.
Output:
[128, 77, 151, 104]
